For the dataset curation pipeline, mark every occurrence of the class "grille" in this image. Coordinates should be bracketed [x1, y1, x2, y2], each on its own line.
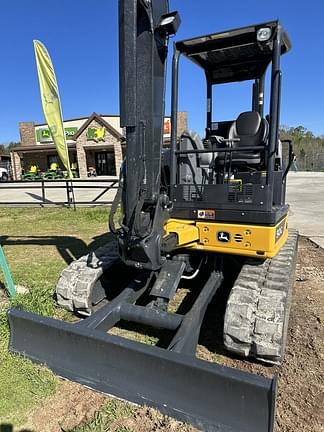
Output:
[182, 185, 203, 201]
[234, 234, 244, 243]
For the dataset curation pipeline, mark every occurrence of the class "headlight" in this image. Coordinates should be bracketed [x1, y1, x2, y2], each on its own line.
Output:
[257, 27, 272, 42]
[158, 11, 181, 36]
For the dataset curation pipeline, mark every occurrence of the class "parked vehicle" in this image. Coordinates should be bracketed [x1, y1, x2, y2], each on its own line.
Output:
[0, 167, 9, 181]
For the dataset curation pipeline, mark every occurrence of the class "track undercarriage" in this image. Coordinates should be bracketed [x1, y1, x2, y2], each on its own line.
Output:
[55, 229, 298, 364]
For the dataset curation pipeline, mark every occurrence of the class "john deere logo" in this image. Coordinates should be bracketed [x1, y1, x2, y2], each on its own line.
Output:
[87, 127, 106, 142]
[217, 231, 230, 242]
[37, 127, 77, 142]
[41, 129, 51, 139]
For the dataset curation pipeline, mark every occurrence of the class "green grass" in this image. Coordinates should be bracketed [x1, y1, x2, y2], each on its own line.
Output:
[0, 207, 110, 425]
[0, 207, 217, 430]
[70, 400, 135, 432]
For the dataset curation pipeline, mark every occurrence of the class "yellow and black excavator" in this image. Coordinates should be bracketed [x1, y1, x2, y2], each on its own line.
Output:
[8, 2, 297, 431]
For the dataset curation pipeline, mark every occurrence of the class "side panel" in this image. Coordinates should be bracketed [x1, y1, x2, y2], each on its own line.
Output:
[165, 216, 289, 258]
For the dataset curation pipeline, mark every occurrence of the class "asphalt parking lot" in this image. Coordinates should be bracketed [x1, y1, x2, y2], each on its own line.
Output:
[0, 172, 322, 247]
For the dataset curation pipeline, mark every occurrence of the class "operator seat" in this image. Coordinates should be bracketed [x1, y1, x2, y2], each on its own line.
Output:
[179, 130, 214, 185]
[225, 111, 269, 165]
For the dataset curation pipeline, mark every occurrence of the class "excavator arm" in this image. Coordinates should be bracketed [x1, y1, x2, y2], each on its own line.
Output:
[115, 0, 179, 270]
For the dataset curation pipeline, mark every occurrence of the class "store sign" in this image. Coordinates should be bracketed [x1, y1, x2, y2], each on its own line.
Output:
[164, 118, 171, 136]
[37, 127, 77, 142]
[87, 127, 106, 142]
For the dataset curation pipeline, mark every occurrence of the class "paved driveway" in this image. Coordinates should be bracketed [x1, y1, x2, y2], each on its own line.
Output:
[0, 177, 119, 206]
[286, 172, 324, 248]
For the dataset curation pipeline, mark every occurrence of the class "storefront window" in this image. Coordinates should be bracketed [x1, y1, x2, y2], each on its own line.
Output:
[47, 155, 59, 169]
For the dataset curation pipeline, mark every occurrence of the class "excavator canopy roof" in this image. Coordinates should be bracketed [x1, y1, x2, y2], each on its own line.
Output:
[175, 21, 291, 84]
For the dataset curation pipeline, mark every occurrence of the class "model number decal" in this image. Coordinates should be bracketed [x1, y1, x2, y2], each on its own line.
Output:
[275, 220, 286, 242]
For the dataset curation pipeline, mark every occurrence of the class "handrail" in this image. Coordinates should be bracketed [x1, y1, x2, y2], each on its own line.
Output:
[175, 145, 265, 155]
[281, 139, 293, 180]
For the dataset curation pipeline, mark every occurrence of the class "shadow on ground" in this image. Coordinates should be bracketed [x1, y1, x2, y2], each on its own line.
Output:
[0, 425, 32, 432]
[0, 232, 114, 266]
[25, 192, 55, 205]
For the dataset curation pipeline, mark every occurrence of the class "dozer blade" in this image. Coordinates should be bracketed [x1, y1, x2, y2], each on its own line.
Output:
[8, 270, 276, 431]
[8, 306, 276, 432]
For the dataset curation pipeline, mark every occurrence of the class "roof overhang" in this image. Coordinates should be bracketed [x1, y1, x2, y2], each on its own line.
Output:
[12, 143, 76, 154]
[175, 21, 291, 84]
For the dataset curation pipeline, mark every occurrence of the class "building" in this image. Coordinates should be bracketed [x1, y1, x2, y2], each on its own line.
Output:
[11, 112, 188, 180]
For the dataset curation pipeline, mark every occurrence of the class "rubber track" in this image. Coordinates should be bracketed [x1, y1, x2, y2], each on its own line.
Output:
[223, 229, 298, 364]
[56, 240, 119, 314]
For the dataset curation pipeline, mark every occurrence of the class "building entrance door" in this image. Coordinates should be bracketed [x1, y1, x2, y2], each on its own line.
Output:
[95, 152, 116, 176]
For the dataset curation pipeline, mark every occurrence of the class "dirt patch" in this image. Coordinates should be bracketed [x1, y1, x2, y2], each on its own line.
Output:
[199, 236, 323, 432]
[19, 381, 106, 432]
[274, 238, 324, 432]
[101, 406, 196, 432]
[19, 237, 323, 432]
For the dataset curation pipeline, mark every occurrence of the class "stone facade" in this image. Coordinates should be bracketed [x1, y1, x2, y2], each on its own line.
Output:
[75, 118, 122, 178]
[114, 140, 123, 175]
[76, 140, 88, 178]
[10, 151, 22, 180]
[177, 111, 188, 136]
[19, 122, 36, 146]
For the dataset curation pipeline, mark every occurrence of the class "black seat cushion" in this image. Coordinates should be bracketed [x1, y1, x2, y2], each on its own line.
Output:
[231, 111, 268, 146]
[227, 111, 268, 164]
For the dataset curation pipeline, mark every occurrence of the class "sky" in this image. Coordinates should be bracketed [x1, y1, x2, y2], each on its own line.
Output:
[0, 0, 323, 143]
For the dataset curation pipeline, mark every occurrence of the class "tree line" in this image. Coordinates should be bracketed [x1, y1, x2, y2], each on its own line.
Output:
[280, 126, 324, 171]
[0, 141, 20, 154]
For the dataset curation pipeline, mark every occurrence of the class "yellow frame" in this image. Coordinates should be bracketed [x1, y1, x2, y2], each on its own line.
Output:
[164, 216, 289, 259]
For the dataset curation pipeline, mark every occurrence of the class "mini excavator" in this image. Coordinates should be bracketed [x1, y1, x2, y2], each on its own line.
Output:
[8, 1, 298, 431]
